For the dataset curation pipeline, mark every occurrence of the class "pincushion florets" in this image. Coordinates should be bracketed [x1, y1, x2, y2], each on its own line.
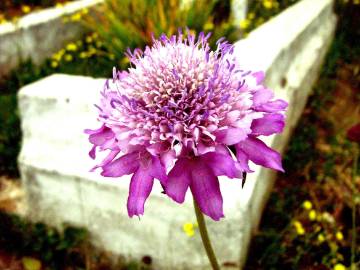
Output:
[86, 31, 287, 220]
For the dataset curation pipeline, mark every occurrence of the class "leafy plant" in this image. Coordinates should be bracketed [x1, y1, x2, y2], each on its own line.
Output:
[83, 0, 239, 67]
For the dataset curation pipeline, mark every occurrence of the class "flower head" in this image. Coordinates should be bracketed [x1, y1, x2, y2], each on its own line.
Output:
[86, 30, 287, 220]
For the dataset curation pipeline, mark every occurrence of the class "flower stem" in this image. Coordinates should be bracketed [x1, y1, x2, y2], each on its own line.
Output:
[193, 199, 220, 270]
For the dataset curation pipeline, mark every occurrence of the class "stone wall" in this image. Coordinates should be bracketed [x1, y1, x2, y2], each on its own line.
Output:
[0, 0, 102, 79]
[17, 0, 337, 269]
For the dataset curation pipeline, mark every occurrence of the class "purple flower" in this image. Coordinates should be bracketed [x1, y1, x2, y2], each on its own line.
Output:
[86, 30, 287, 220]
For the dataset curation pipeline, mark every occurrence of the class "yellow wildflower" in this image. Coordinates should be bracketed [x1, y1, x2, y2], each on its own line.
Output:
[263, 0, 273, 9]
[333, 263, 346, 270]
[80, 52, 88, 59]
[66, 43, 77, 51]
[182, 222, 195, 237]
[81, 8, 89, 15]
[21, 5, 31, 14]
[248, 12, 255, 20]
[336, 231, 344, 241]
[64, 54, 73, 62]
[51, 61, 58, 68]
[317, 233, 325, 243]
[52, 49, 65, 62]
[52, 54, 61, 62]
[293, 220, 305, 235]
[302, 200, 312, 210]
[204, 22, 214, 31]
[183, 222, 193, 231]
[71, 13, 81, 22]
[309, 210, 317, 221]
[88, 47, 97, 56]
[86, 36, 93, 43]
[240, 19, 250, 29]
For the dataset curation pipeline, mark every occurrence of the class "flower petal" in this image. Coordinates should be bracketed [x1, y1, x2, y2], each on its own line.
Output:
[236, 137, 284, 172]
[251, 113, 285, 136]
[147, 142, 170, 155]
[160, 149, 176, 169]
[215, 127, 248, 145]
[127, 168, 154, 217]
[88, 127, 114, 145]
[166, 158, 192, 203]
[84, 124, 105, 135]
[91, 149, 120, 172]
[190, 161, 224, 221]
[252, 71, 265, 84]
[255, 99, 288, 113]
[101, 152, 139, 177]
[201, 151, 241, 178]
[234, 148, 253, 173]
[148, 155, 168, 185]
[89, 145, 96, 159]
[252, 88, 274, 107]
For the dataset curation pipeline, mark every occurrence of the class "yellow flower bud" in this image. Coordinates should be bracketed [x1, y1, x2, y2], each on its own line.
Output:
[66, 43, 77, 51]
[51, 61, 58, 68]
[263, 0, 273, 9]
[64, 54, 73, 62]
[309, 210, 317, 221]
[317, 233, 325, 243]
[21, 5, 31, 14]
[336, 231, 344, 241]
[333, 263, 346, 270]
[240, 19, 250, 29]
[302, 200, 312, 210]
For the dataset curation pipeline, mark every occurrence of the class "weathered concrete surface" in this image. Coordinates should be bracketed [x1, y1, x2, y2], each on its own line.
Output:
[232, 0, 337, 265]
[18, 0, 336, 269]
[0, 0, 102, 79]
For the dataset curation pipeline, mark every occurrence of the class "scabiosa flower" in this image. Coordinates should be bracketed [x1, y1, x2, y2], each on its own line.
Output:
[86, 30, 287, 220]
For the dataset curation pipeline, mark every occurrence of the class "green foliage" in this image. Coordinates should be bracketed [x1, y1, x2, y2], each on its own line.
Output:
[0, 211, 154, 269]
[0, 94, 20, 176]
[0, 211, 88, 269]
[83, 0, 239, 68]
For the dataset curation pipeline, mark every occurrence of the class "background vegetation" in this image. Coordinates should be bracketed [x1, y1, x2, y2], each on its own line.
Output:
[246, 1, 360, 269]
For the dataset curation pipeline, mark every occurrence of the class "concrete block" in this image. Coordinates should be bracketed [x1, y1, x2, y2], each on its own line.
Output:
[18, 0, 336, 268]
[0, 0, 103, 79]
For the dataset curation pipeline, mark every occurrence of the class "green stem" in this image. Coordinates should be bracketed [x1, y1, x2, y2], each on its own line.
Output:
[351, 145, 358, 270]
[193, 199, 220, 270]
